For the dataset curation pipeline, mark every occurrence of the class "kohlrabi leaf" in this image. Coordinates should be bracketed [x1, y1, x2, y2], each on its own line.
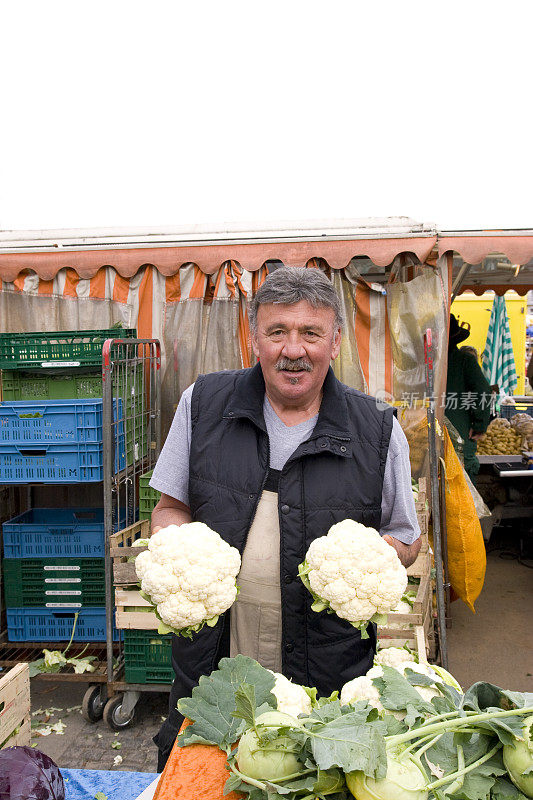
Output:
[403, 668, 436, 687]
[309, 699, 345, 723]
[425, 731, 499, 786]
[313, 767, 346, 795]
[463, 683, 533, 714]
[305, 710, 387, 778]
[177, 655, 276, 748]
[232, 683, 257, 729]
[372, 665, 436, 715]
[455, 751, 507, 800]
[264, 773, 317, 795]
[433, 680, 464, 710]
[310, 698, 372, 723]
[490, 774, 530, 800]
[223, 772, 246, 795]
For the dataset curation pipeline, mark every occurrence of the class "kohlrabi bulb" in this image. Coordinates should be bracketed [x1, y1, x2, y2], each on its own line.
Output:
[346, 750, 428, 800]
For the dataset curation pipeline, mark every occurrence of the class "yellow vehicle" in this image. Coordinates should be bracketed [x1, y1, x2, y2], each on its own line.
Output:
[451, 290, 527, 395]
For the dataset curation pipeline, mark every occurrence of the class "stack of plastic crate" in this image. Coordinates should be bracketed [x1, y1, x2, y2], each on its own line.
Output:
[139, 470, 160, 521]
[0, 328, 135, 642]
[2, 508, 121, 641]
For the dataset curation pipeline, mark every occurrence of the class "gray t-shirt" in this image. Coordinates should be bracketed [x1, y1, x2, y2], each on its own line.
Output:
[150, 384, 420, 545]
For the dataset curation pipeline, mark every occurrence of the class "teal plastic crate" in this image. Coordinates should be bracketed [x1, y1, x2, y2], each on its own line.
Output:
[123, 629, 173, 684]
[1, 366, 144, 405]
[139, 470, 160, 520]
[3, 558, 105, 606]
[0, 328, 136, 370]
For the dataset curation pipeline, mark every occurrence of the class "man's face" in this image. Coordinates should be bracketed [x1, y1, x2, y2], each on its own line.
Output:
[252, 300, 341, 407]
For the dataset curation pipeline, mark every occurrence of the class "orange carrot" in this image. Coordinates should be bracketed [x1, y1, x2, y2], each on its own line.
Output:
[153, 720, 244, 800]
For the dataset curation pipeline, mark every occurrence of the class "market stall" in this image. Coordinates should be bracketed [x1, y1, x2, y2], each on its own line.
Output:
[439, 232, 533, 554]
[1, 220, 493, 792]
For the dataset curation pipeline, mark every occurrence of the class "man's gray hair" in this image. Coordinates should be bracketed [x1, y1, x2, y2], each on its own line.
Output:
[248, 267, 344, 332]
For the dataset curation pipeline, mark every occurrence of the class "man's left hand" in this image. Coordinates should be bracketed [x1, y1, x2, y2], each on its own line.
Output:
[382, 534, 421, 568]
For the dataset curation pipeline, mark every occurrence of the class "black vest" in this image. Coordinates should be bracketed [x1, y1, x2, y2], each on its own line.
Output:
[168, 363, 394, 703]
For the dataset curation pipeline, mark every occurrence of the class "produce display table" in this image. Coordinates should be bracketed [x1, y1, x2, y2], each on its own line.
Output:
[476, 456, 533, 546]
[60, 768, 158, 800]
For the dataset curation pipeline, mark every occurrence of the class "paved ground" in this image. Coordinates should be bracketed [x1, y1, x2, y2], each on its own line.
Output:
[448, 547, 533, 692]
[26, 546, 532, 774]
[29, 680, 167, 772]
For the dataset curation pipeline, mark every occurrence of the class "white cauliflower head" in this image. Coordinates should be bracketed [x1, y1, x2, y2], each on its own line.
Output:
[340, 666, 386, 712]
[268, 672, 312, 718]
[302, 520, 408, 630]
[374, 646, 416, 669]
[134, 522, 241, 635]
[341, 661, 444, 716]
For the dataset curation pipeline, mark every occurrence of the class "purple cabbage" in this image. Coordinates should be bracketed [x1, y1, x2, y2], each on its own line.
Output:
[0, 746, 65, 800]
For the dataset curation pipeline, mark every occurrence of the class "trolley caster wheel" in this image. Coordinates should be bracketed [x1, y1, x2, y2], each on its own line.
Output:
[82, 685, 106, 723]
[103, 694, 137, 731]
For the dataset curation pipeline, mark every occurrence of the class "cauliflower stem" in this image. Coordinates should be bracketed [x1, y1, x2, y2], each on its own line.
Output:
[138, 589, 221, 638]
[297, 560, 388, 639]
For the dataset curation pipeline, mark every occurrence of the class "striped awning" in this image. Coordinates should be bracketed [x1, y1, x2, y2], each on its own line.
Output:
[0, 236, 438, 282]
[439, 233, 533, 266]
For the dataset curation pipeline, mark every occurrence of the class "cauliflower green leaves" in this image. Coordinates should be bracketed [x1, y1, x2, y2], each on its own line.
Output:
[134, 522, 241, 638]
[298, 519, 408, 639]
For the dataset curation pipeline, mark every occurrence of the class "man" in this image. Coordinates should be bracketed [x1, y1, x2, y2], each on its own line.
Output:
[446, 314, 492, 481]
[150, 266, 421, 769]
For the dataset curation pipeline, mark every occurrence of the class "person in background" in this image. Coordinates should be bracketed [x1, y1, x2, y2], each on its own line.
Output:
[460, 344, 479, 361]
[446, 314, 492, 481]
[148, 266, 421, 770]
[460, 344, 499, 420]
[527, 350, 533, 392]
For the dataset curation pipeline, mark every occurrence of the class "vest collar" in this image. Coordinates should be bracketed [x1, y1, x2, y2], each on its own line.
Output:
[223, 363, 352, 442]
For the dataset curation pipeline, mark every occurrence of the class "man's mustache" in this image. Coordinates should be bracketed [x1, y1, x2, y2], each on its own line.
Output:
[275, 357, 312, 372]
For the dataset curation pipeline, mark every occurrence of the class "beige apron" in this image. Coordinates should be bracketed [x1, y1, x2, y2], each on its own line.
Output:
[229, 490, 282, 671]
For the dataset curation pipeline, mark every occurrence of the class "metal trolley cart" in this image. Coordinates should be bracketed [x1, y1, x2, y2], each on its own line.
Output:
[82, 337, 162, 729]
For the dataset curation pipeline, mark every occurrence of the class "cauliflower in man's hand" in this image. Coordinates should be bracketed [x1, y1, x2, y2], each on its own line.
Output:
[134, 522, 241, 637]
[298, 519, 408, 638]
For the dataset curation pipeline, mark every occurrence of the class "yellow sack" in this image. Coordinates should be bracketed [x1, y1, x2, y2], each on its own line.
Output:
[443, 427, 486, 612]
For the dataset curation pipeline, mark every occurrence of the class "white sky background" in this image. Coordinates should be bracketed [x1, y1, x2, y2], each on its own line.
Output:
[1, 1, 532, 233]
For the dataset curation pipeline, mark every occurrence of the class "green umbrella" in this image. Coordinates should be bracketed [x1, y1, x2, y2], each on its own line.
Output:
[481, 295, 517, 396]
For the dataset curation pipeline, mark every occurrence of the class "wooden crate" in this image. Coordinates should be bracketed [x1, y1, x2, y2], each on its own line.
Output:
[110, 519, 158, 630]
[110, 518, 151, 587]
[414, 476, 430, 543]
[115, 588, 159, 630]
[0, 663, 31, 749]
[378, 571, 432, 637]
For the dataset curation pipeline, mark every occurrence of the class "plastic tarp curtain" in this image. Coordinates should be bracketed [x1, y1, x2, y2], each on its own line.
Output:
[157, 261, 267, 434]
[387, 258, 449, 478]
[0, 268, 133, 331]
[0, 258, 449, 449]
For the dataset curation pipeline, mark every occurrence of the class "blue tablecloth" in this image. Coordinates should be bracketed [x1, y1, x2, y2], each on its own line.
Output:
[61, 768, 158, 800]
